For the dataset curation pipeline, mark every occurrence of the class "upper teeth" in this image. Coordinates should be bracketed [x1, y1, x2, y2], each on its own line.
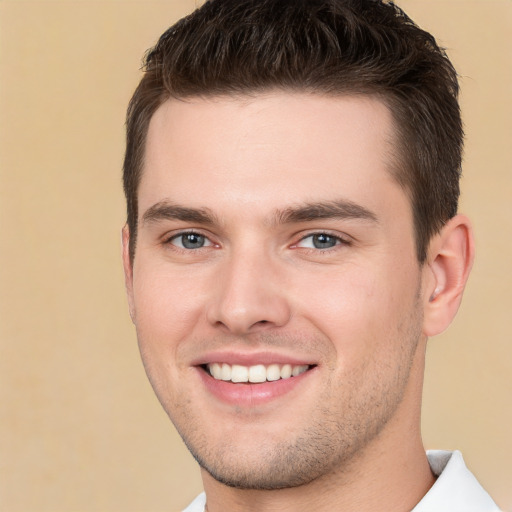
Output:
[207, 363, 309, 383]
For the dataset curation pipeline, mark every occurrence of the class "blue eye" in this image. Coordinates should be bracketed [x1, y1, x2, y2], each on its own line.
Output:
[170, 232, 212, 249]
[297, 233, 341, 249]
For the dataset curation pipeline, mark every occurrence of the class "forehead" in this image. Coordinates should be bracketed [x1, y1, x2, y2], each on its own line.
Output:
[139, 92, 404, 219]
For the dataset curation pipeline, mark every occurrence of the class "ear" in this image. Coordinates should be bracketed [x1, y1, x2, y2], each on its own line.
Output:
[422, 214, 475, 337]
[122, 224, 136, 323]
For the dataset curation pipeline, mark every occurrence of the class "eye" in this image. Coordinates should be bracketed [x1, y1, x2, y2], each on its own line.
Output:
[169, 232, 213, 250]
[296, 233, 343, 249]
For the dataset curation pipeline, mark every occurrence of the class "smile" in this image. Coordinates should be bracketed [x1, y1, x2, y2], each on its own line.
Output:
[195, 355, 318, 406]
[206, 363, 311, 383]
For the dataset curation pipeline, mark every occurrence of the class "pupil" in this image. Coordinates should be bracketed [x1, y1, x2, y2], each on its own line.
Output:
[182, 233, 204, 249]
[313, 234, 336, 249]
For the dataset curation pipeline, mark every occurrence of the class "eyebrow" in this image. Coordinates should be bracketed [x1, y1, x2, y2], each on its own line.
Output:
[141, 201, 219, 226]
[140, 198, 378, 228]
[272, 200, 378, 225]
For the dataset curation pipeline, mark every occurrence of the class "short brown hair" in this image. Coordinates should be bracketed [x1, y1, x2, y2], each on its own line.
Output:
[123, 0, 462, 263]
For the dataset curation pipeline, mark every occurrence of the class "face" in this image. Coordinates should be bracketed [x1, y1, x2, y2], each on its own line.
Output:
[124, 93, 430, 489]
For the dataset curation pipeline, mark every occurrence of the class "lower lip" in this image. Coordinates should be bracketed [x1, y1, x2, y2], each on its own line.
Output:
[196, 367, 315, 407]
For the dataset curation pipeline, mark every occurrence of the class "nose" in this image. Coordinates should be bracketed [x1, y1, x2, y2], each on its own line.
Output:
[206, 248, 292, 335]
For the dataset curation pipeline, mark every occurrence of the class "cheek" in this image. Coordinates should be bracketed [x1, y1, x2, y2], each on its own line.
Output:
[132, 264, 209, 361]
[295, 262, 420, 359]
[131, 266, 210, 411]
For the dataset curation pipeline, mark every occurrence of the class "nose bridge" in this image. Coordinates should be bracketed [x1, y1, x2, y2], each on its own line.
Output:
[207, 242, 291, 334]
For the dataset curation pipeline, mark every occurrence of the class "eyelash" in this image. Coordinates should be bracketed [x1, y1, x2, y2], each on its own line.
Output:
[163, 230, 350, 253]
[164, 230, 215, 251]
[293, 231, 351, 251]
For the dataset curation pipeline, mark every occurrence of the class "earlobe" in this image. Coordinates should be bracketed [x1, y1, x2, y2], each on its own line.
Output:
[422, 214, 475, 337]
[121, 225, 136, 323]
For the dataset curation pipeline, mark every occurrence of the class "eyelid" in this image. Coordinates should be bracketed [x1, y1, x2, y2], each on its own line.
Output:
[292, 230, 352, 249]
[161, 228, 351, 251]
[164, 229, 217, 249]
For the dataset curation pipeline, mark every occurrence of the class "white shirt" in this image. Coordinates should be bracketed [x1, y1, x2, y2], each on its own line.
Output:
[412, 450, 500, 512]
[182, 450, 500, 512]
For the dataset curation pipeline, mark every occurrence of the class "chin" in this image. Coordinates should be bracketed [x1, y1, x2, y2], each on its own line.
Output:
[175, 415, 359, 491]
[193, 445, 334, 490]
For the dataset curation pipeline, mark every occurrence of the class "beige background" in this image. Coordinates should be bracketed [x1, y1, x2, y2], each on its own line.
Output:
[0, 1, 510, 511]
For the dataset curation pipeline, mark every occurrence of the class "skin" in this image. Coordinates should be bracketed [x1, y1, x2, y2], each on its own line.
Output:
[123, 92, 474, 511]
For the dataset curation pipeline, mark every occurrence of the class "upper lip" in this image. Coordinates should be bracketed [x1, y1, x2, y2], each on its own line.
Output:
[190, 351, 317, 367]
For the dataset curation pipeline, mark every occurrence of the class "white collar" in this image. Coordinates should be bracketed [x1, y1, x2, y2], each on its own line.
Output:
[411, 450, 500, 512]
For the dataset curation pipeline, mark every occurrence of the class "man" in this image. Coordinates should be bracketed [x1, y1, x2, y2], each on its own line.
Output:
[121, 0, 500, 510]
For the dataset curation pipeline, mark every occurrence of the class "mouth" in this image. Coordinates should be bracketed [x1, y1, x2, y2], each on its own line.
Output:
[203, 362, 313, 383]
[195, 358, 318, 407]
